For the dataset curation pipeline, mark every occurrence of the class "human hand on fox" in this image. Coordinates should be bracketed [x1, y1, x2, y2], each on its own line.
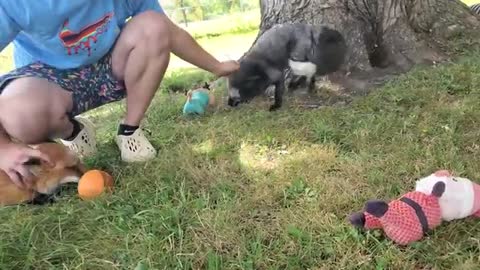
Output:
[0, 143, 53, 189]
[212, 60, 240, 77]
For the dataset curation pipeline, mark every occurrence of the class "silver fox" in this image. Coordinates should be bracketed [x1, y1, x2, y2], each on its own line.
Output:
[227, 23, 347, 111]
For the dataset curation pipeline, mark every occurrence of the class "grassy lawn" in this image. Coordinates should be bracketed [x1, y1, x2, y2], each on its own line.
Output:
[2, 50, 480, 269]
[3, 4, 480, 270]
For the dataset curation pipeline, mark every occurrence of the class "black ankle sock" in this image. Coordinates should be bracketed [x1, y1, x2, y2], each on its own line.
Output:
[64, 118, 83, 141]
[118, 124, 139, 136]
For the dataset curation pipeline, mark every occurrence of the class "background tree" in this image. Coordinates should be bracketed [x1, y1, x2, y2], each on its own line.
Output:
[255, 0, 480, 86]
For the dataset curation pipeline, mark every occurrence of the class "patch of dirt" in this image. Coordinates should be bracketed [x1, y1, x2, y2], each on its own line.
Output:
[285, 67, 408, 109]
[207, 48, 459, 111]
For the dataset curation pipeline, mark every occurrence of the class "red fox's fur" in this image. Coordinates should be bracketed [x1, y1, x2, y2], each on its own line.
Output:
[0, 143, 86, 205]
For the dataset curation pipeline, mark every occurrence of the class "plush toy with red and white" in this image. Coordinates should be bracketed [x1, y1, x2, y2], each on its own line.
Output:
[349, 182, 445, 245]
[349, 170, 480, 245]
[415, 170, 480, 221]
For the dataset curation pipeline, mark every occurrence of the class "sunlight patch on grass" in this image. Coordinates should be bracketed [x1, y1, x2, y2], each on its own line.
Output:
[192, 139, 215, 155]
[238, 142, 285, 171]
[462, 0, 478, 5]
[238, 142, 338, 174]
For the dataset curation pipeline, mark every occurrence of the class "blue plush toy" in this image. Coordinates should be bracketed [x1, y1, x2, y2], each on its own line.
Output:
[183, 83, 215, 115]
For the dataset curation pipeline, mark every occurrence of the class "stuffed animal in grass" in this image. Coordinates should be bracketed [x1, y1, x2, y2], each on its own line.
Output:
[415, 170, 480, 221]
[349, 182, 446, 245]
[183, 83, 216, 116]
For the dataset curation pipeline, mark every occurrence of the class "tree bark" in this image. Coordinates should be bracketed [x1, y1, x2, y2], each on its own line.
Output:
[256, 0, 480, 78]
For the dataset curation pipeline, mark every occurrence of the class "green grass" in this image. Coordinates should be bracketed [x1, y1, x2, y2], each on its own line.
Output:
[463, 0, 478, 5]
[2, 48, 480, 269]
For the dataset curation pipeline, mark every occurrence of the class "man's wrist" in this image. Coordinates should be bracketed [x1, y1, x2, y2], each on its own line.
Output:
[209, 61, 224, 76]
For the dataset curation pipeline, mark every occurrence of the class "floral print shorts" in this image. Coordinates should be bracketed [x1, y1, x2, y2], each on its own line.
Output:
[0, 52, 126, 116]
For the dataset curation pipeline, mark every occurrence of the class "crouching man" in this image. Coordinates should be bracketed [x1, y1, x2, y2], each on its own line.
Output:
[0, 1, 239, 188]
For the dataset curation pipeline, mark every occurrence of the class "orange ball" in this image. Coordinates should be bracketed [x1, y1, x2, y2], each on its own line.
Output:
[78, 170, 114, 200]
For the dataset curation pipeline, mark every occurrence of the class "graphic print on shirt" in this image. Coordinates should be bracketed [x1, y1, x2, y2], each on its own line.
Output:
[59, 13, 113, 56]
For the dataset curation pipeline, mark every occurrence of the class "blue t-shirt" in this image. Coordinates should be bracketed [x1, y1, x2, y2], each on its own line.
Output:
[0, 0, 163, 70]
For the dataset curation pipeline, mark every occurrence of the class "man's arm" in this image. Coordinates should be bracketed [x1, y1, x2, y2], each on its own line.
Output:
[166, 18, 232, 76]
[128, 1, 238, 76]
[169, 25, 220, 73]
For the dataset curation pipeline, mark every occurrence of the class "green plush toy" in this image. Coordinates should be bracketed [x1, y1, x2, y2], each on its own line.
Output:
[183, 84, 215, 116]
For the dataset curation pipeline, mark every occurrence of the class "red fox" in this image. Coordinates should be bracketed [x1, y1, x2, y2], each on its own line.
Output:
[0, 143, 86, 206]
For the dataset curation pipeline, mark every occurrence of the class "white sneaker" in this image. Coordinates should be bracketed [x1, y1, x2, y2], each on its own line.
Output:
[60, 116, 97, 158]
[116, 128, 157, 162]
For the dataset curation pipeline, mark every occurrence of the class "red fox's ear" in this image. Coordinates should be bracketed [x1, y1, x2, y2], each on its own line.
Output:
[23, 155, 52, 169]
[23, 158, 42, 166]
[365, 200, 389, 218]
[23, 160, 43, 178]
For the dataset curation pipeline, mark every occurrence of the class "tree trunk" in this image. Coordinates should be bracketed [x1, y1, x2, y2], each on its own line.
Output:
[255, 0, 480, 86]
[179, 0, 188, 27]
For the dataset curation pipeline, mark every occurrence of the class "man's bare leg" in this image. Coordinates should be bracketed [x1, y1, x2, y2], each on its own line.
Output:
[0, 77, 74, 144]
[109, 11, 173, 162]
[111, 11, 171, 128]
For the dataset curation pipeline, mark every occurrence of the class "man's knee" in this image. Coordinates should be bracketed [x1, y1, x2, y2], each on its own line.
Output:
[112, 11, 171, 80]
[0, 101, 50, 143]
[127, 11, 171, 50]
[0, 77, 72, 143]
